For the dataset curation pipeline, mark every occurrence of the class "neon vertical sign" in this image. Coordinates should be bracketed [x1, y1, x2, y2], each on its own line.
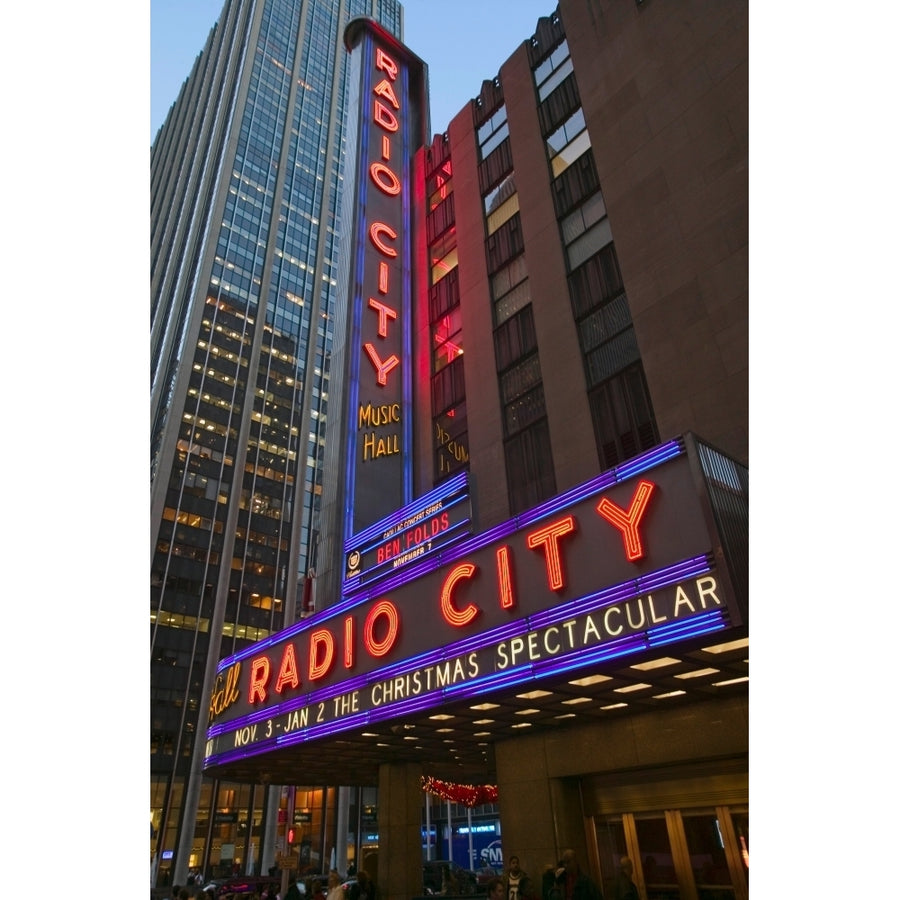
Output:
[343, 20, 426, 537]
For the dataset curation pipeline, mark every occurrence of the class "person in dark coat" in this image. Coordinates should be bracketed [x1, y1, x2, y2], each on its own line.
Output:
[285, 876, 304, 900]
[612, 857, 638, 900]
[554, 850, 602, 900]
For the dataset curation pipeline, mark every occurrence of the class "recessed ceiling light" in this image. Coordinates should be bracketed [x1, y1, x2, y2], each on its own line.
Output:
[471, 703, 500, 711]
[429, 714, 454, 721]
[555, 713, 576, 719]
[712, 676, 749, 687]
[600, 702, 628, 710]
[674, 668, 720, 679]
[472, 719, 495, 725]
[702, 638, 749, 654]
[614, 683, 651, 693]
[631, 657, 680, 671]
[516, 690, 552, 699]
[361, 732, 378, 737]
[653, 690, 686, 699]
[511, 722, 532, 729]
[562, 696, 592, 705]
[436, 728, 454, 733]
[474, 731, 491, 737]
[568, 674, 612, 687]
[515, 708, 541, 715]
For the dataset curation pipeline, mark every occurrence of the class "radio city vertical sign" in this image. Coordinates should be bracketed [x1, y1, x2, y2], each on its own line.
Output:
[341, 20, 428, 536]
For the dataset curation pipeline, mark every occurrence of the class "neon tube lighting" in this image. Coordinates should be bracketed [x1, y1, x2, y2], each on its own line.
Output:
[207, 553, 717, 740]
[345, 468, 467, 549]
[215, 441, 691, 673]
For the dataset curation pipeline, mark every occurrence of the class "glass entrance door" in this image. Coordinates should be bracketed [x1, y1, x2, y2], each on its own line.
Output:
[595, 806, 748, 900]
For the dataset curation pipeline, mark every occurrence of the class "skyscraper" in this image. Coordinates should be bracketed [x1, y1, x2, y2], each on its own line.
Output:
[150, 0, 403, 884]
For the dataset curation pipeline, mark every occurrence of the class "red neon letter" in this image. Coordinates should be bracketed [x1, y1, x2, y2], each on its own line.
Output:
[378, 261, 389, 294]
[596, 479, 655, 561]
[344, 616, 354, 669]
[364, 600, 400, 656]
[375, 47, 398, 80]
[363, 343, 400, 385]
[526, 515, 576, 591]
[248, 656, 270, 704]
[440, 563, 480, 627]
[372, 78, 399, 110]
[369, 222, 398, 257]
[274, 643, 300, 693]
[373, 99, 398, 132]
[368, 297, 398, 336]
[370, 162, 401, 195]
[308, 629, 335, 681]
[496, 545, 515, 609]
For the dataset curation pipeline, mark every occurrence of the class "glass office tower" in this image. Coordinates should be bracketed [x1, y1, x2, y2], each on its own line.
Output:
[150, 0, 402, 885]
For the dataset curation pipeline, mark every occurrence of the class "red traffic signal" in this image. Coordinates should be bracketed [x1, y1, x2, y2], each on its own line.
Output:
[287, 826, 296, 845]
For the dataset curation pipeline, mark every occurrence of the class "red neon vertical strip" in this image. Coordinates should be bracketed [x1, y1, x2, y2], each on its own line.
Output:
[343, 616, 354, 669]
[496, 545, 515, 609]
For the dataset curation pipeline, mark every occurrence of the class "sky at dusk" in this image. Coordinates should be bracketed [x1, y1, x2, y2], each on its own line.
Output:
[151, 0, 555, 142]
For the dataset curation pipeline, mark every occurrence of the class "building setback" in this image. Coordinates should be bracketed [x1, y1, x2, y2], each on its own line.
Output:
[150, 0, 404, 886]
[202, 3, 748, 900]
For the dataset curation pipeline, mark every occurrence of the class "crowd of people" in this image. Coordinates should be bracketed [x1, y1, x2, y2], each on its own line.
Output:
[168, 849, 644, 900]
[167, 865, 378, 900]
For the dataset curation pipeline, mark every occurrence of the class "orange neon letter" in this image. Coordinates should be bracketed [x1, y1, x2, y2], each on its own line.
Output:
[496, 545, 515, 609]
[440, 562, 480, 627]
[373, 78, 399, 110]
[526, 515, 576, 591]
[307, 628, 335, 681]
[369, 222, 398, 257]
[373, 99, 398, 132]
[596, 479, 655, 561]
[248, 656, 270, 704]
[364, 600, 400, 656]
[344, 616, 354, 669]
[370, 162, 401, 195]
[368, 297, 398, 337]
[274, 643, 300, 693]
[375, 47, 398, 80]
[363, 343, 400, 385]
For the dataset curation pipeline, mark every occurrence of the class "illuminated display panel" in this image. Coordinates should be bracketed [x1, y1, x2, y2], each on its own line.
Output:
[203, 439, 741, 768]
[343, 473, 471, 586]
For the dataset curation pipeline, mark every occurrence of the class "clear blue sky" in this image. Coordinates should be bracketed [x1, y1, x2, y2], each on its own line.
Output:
[151, 0, 555, 142]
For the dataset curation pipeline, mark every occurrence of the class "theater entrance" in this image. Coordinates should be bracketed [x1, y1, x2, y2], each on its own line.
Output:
[583, 756, 748, 900]
[595, 805, 748, 900]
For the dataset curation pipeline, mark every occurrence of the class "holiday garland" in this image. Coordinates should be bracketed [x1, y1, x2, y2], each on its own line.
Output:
[421, 775, 499, 808]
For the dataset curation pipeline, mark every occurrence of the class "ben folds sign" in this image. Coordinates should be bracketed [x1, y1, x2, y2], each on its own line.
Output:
[203, 438, 743, 768]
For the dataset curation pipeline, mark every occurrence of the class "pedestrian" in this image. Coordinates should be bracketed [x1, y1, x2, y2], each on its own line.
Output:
[326, 869, 344, 900]
[504, 856, 529, 900]
[517, 874, 539, 900]
[487, 877, 506, 900]
[553, 849, 602, 900]
[612, 857, 637, 900]
[285, 875, 304, 900]
[353, 870, 376, 900]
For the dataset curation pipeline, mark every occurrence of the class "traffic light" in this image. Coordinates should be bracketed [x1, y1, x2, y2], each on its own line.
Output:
[287, 825, 296, 845]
